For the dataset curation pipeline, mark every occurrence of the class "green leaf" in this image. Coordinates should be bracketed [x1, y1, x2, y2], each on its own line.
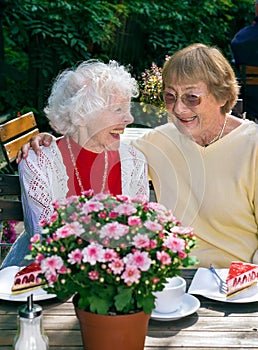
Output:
[114, 287, 133, 312]
[88, 295, 111, 315]
[137, 293, 155, 315]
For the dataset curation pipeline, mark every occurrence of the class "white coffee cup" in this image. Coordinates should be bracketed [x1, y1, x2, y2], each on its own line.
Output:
[153, 276, 186, 314]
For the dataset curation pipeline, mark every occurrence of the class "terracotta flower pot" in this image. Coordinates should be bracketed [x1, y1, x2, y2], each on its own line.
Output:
[73, 296, 150, 350]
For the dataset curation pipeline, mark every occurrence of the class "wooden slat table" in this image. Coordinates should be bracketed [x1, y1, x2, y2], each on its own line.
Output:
[1, 269, 258, 349]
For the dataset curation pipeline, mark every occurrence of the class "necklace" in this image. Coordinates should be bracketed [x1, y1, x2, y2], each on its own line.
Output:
[66, 137, 108, 193]
[204, 115, 228, 147]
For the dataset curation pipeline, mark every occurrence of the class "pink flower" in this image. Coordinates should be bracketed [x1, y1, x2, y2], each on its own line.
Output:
[128, 216, 142, 227]
[99, 222, 129, 240]
[45, 271, 58, 285]
[82, 243, 104, 265]
[158, 232, 165, 239]
[55, 222, 84, 239]
[80, 215, 92, 224]
[164, 235, 185, 253]
[98, 211, 107, 219]
[58, 265, 68, 274]
[69, 212, 79, 221]
[52, 199, 61, 209]
[125, 251, 152, 271]
[132, 234, 150, 248]
[94, 193, 108, 201]
[103, 248, 117, 262]
[65, 196, 79, 205]
[30, 234, 40, 243]
[157, 212, 176, 224]
[149, 239, 157, 249]
[109, 211, 118, 219]
[109, 258, 125, 274]
[171, 226, 194, 235]
[41, 255, 64, 274]
[39, 218, 47, 227]
[131, 195, 146, 204]
[115, 203, 137, 216]
[35, 253, 45, 263]
[28, 192, 198, 314]
[83, 200, 104, 214]
[49, 212, 58, 223]
[101, 237, 111, 247]
[144, 220, 163, 232]
[121, 265, 141, 285]
[81, 189, 94, 197]
[116, 195, 130, 202]
[178, 251, 187, 259]
[148, 202, 167, 212]
[88, 270, 99, 280]
[152, 277, 160, 284]
[156, 251, 171, 265]
[68, 248, 83, 264]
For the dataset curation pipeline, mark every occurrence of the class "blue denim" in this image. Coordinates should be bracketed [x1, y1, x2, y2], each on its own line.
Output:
[1, 230, 33, 269]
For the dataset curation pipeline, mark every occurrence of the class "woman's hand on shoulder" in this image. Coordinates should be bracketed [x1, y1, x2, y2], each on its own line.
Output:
[16, 133, 55, 163]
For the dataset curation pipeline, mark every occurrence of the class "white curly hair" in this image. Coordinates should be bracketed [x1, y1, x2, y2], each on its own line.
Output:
[44, 60, 139, 136]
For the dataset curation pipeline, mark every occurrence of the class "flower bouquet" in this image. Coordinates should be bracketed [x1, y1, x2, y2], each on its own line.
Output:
[29, 191, 198, 315]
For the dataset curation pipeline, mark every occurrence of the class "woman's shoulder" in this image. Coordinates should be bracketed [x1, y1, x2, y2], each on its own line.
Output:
[19, 141, 61, 170]
[230, 117, 258, 136]
[32, 141, 60, 160]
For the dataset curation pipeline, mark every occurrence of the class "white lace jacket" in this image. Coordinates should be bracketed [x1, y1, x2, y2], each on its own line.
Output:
[18, 141, 150, 238]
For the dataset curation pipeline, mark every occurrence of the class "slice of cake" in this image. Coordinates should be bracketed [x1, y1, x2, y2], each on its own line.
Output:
[11, 262, 44, 294]
[226, 261, 258, 298]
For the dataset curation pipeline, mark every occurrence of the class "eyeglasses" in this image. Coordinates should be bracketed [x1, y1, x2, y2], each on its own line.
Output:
[164, 91, 206, 108]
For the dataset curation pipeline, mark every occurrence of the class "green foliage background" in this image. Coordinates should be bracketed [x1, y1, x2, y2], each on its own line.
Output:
[0, 0, 255, 130]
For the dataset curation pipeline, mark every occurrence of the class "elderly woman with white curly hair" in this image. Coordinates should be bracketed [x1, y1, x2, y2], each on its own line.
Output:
[1, 60, 149, 268]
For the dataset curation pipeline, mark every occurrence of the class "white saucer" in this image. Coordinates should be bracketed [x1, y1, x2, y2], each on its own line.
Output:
[151, 293, 200, 321]
[0, 266, 56, 302]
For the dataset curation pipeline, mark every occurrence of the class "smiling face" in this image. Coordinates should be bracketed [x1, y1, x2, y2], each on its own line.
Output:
[77, 94, 134, 152]
[164, 80, 226, 139]
[162, 44, 239, 144]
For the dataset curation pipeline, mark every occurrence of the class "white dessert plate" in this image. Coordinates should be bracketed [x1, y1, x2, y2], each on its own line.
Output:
[0, 266, 56, 302]
[188, 267, 258, 303]
[151, 293, 200, 321]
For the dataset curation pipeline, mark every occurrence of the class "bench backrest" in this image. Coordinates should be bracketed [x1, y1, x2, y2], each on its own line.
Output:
[0, 174, 23, 221]
[239, 65, 258, 86]
[0, 111, 39, 170]
[0, 174, 23, 263]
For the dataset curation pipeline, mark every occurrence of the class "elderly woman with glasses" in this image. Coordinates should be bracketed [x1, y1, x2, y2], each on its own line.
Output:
[18, 44, 258, 268]
[134, 43, 258, 268]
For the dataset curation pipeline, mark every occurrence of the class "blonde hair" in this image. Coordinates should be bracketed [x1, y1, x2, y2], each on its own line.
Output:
[162, 43, 240, 113]
[44, 60, 139, 136]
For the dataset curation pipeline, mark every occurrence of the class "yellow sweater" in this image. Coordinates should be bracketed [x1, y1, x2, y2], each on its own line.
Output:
[133, 120, 258, 268]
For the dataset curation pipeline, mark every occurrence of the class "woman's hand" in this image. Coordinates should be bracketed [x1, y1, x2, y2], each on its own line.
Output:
[17, 133, 55, 163]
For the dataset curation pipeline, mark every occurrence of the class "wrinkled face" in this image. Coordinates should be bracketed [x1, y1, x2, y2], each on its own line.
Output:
[164, 81, 226, 138]
[83, 94, 134, 151]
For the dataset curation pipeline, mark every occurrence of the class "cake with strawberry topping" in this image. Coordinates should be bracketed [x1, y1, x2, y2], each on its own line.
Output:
[226, 261, 258, 298]
[11, 262, 44, 294]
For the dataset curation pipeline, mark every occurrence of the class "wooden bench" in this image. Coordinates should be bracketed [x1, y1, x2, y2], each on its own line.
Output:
[239, 65, 258, 85]
[0, 111, 39, 171]
[0, 174, 23, 264]
[0, 111, 37, 262]
[238, 65, 258, 121]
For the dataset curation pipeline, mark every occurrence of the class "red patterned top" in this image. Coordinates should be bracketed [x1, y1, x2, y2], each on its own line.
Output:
[57, 137, 122, 196]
